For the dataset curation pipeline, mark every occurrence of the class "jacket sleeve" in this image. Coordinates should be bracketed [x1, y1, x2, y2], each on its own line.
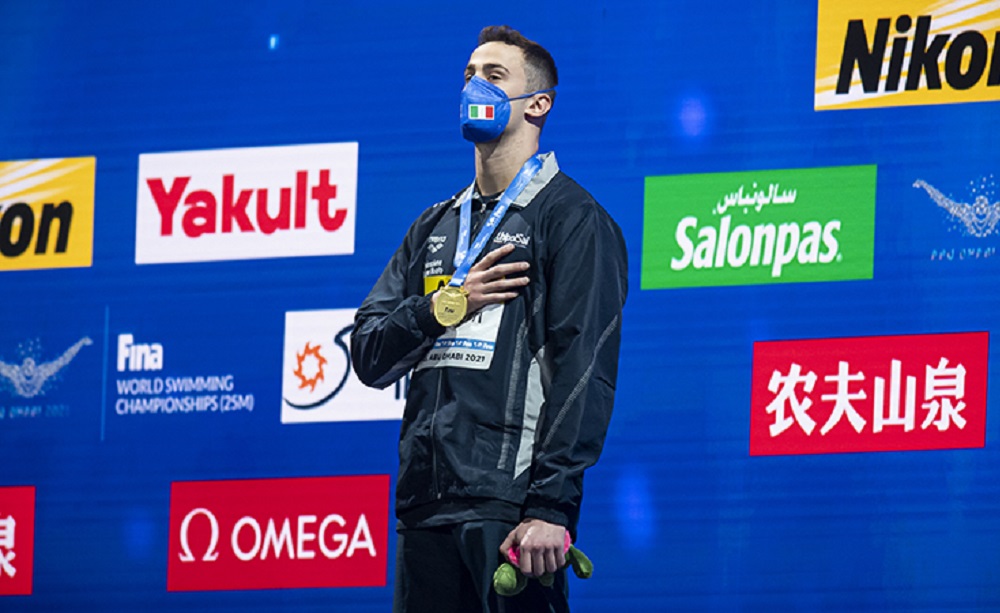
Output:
[351, 214, 447, 389]
[522, 203, 628, 535]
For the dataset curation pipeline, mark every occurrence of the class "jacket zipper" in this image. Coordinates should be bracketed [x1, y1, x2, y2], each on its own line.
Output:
[430, 373, 443, 499]
[426, 202, 484, 501]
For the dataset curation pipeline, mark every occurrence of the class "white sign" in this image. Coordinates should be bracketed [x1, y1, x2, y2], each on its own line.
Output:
[136, 142, 357, 263]
[281, 309, 406, 423]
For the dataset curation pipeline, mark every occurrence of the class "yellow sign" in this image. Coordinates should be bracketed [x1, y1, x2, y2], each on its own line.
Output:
[816, 0, 1000, 110]
[0, 157, 95, 271]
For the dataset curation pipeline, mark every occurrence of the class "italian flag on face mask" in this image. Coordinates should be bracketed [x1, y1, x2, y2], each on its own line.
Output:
[468, 104, 494, 120]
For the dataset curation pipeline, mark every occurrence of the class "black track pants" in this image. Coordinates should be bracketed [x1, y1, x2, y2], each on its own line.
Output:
[394, 520, 570, 613]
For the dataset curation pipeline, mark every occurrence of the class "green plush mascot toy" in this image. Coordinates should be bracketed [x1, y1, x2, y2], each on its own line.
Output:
[493, 531, 594, 597]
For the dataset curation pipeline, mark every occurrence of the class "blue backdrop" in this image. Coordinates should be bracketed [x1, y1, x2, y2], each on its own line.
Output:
[1, 1, 998, 610]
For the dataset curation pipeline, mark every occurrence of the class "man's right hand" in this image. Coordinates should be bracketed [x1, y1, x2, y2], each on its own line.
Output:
[431, 243, 530, 319]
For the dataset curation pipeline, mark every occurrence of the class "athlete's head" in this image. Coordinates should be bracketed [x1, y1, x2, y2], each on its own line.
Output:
[475, 25, 558, 95]
[463, 26, 557, 140]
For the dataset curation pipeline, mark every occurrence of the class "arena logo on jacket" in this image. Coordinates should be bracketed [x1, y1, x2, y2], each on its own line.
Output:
[281, 309, 406, 424]
[750, 332, 989, 455]
[167, 476, 389, 591]
[642, 165, 876, 289]
[135, 143, 357, 264]
[815, 0, 1000, 110]
[0, 486, 35, 596]
[0, 157, 95, 271]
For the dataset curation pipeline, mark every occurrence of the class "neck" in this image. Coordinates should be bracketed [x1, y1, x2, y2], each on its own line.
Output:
[474, 132, 539, 195]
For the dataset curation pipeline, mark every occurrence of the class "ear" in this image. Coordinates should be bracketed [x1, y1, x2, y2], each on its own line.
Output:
[524, 91, 553, 120]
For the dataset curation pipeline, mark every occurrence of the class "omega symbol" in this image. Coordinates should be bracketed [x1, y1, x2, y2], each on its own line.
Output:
[178, 508, 220, 562]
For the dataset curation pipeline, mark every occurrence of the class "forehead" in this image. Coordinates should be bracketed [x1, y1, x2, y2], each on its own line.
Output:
[467, 41, 527, 75]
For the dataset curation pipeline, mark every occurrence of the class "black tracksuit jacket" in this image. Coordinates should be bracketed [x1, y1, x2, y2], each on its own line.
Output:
[351, 153, 627, 537]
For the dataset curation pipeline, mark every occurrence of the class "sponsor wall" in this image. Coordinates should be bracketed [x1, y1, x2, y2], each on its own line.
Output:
[0, 1, 997, 611]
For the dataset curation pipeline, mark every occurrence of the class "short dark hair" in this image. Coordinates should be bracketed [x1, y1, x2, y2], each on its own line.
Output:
[477, 25, 558, 93]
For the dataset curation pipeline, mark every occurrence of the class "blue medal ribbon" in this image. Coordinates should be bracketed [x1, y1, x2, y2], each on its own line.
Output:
[449, 155, 542, 287]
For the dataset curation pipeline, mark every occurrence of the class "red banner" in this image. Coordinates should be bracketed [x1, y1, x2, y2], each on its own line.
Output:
[167, 475, 390, 591]
[751, 332, 989, 456]
[0, 486, 35, 596]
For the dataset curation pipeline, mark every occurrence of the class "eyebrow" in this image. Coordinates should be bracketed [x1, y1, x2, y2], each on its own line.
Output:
[465, 62, 509, 74]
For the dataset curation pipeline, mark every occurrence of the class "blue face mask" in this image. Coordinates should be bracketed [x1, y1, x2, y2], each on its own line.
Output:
[459, 76, 552, 143]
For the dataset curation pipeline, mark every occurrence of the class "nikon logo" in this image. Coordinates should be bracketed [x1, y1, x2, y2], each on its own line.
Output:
[815, 2, 1000, 110]
[0, 157, 96, 271]
[642, 166, 876, 289]
[838, 15, 999, 94]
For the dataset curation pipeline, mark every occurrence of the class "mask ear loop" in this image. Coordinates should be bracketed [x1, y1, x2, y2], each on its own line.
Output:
[509, 88, 556, 101]
[512, 89, 555, 124]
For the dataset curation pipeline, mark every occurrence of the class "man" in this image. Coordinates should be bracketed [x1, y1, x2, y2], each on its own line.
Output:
[352, 25, 627, 612]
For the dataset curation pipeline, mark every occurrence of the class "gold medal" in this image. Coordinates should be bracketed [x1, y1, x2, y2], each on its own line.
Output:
[434, 285, 469, 327]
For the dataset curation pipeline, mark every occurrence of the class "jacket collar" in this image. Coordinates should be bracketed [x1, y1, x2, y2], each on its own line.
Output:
[452, 152, 559, 209]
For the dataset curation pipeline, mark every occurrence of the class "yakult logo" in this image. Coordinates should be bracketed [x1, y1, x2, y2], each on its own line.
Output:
[136, 143, 357, 264]
[0, 486, 35, 596]
[750, 332, 989, 456]
[167, 475, 389, 592]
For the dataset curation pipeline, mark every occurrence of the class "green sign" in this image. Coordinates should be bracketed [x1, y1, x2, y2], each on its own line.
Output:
[642, 165, 876, 289]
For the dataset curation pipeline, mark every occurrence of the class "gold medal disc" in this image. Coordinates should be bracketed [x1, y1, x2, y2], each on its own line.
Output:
[434, 286, 469, 327]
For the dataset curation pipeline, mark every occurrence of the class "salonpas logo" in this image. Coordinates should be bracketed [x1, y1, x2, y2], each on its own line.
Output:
[815, 0, 1000, 110]
[642, 165, 876, 289]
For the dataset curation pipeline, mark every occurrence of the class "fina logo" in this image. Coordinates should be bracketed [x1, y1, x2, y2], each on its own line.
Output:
[117, 334, 163, 372]
[494, 231, 531, 248]
[0, 338, 91, 399]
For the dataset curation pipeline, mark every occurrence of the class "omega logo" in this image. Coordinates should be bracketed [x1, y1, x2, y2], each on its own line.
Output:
[177, 507, 376, 563]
